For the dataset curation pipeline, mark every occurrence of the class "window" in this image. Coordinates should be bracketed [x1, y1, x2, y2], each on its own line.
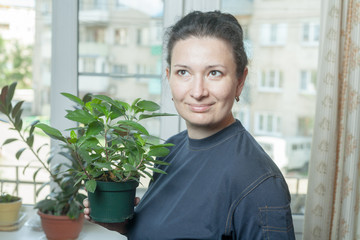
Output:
[0, 0, 51, 205]
[84, 27, 105, 43]
[81, 57, 96, 72]
[301, 22, 319, 45]
[112, 64, 128, 74]
[258, 70, 283, 91]
[297, 116, 314, 136]
[114, 28, 127, 45]
[255, 113, 281, 135]
[260, 23, 287, 46]
[299, 70, 316, 94]
[137, 28, 149, 46]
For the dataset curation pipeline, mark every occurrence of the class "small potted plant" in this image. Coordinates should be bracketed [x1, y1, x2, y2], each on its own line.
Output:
[34, 90, 175, 223]
[0, 193, 22, 230]
[0, 82, 86, 239]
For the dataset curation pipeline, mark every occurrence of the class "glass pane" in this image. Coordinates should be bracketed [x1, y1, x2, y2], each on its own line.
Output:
[78, 0, 164, 187]
[0, 0, 52, 204]
[221, 0, 320, 215]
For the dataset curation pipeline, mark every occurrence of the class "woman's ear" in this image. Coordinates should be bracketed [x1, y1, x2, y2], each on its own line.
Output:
[166, 67, 170, 81]
[236, 67, 248, 97]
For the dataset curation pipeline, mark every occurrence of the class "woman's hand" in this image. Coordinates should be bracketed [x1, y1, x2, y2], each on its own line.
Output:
[83, 197, 140, 234]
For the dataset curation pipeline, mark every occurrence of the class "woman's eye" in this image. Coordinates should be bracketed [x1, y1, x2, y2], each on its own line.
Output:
[177, 70, 189, 76]
[209, 71, 221, 77]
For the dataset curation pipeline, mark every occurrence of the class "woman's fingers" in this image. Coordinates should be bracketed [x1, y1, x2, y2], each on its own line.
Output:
[134, 197, 140, 206]
[83, 198, 89, 207]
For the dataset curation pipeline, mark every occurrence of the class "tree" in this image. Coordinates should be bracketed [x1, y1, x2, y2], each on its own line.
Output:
[0, 36, 33, 89]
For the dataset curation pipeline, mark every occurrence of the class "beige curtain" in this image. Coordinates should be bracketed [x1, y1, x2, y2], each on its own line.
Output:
[303, 0, 360, 239]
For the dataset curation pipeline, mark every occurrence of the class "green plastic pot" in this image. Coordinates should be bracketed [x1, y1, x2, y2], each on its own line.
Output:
[88, 180, 139, 223]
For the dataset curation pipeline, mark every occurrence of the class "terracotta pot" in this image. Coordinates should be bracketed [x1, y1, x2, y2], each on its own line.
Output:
[0, 198, 22, 226]
[38, 211, 84, 240]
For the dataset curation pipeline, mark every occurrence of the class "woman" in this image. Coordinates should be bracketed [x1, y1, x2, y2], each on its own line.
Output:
[84, 11, 295, 239]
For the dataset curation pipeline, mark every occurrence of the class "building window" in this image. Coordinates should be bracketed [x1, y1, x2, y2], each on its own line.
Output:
[260, 23, 287, 46]
[82, 57, 96, 72]
[297, 117, 314, 136]
[114, 28, 127, 45]
[112, 64, 128, 74]
[84, 27, 105, 43]
[255, 113, 281, 135]
[258, 70, 283, 91]
[137, 28, 149, 46]
[299, 70, 316, 94]
[301, 22, 319, 45]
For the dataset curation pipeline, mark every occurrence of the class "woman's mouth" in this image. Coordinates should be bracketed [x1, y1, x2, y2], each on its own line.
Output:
[188, 104, 213, 113]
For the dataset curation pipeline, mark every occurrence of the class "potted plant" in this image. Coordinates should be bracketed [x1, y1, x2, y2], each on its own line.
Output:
[0, 193, 22, 230]
[35, 91, 175, 223]
[0, 82, 86, 239]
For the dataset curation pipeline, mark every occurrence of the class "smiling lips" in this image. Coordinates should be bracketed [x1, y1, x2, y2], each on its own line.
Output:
[188, 103, 214, 112]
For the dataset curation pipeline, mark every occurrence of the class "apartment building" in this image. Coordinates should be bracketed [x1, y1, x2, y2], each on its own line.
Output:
[229, 0, 320, 172]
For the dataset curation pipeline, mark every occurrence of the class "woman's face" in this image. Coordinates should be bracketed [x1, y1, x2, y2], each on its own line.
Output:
[167, 37, 247, 138]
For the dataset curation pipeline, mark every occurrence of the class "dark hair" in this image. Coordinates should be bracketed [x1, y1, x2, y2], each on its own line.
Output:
[166, 11, 248, 77]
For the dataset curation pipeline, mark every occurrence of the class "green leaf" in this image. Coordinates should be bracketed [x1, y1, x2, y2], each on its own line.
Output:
[93, 95, 117, 105]
[93, 162, 112, 170]
[79, 136, 100, 149]
[15, 148, 26, 159]
[109, 105, 125, 120]
[33, 168, 42, 182]
[61, 92, 84, 106]
[2, 138, 18, 146]
[148, 167, 167, 175]
[139, 112, 177, 120]
[85, 180, 97, 193]
[35, 198, 55, 210]
[90, 103, 108, 116]
[70, 130, 77, 139]
[36, 123, 66, 142]
[123, 163, 137, 172]
[65, 109, 95, 124]
[86, 121, 104, 137]
[26, 134, 34, 147]
[11, 101, 24, 119]
[14, 115, 23, 131]
[6, 82, 17, 107]
[137, 100, 160, 111]
[131, 98, 141, 108]
[147, 147, 170, 157]
[36, 143, 48, 154]
[117, 120, 149, 136]
[29, 120, 40, 136]
[0, 85, 9, 108]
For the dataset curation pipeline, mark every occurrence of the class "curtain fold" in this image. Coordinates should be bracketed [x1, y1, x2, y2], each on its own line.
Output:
[303, 0, 360, 239]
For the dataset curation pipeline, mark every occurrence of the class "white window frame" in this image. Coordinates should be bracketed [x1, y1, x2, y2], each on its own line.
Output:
[254, 112, 282, 136]
[301, 22, 319, 46]
[258, 70, 283, 92]
[52, 1, 304, 238]
[299, 70, 316, 94]
[260, 23, 287, 46]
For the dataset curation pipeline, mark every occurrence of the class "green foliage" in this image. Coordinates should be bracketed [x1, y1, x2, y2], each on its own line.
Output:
[0, 193, 20, 203]
[0, 36, 32, 89]
[0, 82, 86, 219]
[38, 92, 176, 193]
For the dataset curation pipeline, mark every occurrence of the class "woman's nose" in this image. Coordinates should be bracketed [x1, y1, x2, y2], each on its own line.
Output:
[190, 75, 208, 99]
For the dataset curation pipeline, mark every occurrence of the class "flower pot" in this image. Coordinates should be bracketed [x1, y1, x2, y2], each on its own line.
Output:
[38, 211, 84, 240]
[88, 180, 139, 223]
[0, 198, 22, 227]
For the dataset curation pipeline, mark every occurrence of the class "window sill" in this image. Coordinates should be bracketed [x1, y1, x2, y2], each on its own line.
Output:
[0, 205, 126, 240]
